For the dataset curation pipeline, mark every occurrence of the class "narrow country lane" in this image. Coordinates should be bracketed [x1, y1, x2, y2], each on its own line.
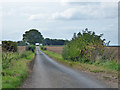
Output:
[21, 46, 109, 88]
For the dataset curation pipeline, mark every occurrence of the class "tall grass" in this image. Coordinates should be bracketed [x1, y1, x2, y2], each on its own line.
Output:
[2, 51, 35, 88]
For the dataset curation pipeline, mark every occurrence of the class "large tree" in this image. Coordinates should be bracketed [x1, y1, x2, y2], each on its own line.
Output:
[23, 29, 44, 45]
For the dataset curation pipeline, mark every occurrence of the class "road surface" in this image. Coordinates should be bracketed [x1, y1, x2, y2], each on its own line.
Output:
[21, 46, 109, 88]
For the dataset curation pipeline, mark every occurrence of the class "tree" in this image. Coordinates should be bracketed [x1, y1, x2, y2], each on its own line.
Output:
[23, 29, 44, 45]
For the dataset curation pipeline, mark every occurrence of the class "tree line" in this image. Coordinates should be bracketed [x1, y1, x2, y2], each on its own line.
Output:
[17, 29, 67, 46]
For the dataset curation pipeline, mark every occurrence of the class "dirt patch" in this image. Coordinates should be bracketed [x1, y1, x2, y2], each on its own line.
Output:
[46, 46, 63, 54]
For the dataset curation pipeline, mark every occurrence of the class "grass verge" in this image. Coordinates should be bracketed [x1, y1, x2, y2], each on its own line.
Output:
[2, 51, 35, 88]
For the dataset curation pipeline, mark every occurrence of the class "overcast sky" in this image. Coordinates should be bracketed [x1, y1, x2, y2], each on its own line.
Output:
[0, 0, 118, 45]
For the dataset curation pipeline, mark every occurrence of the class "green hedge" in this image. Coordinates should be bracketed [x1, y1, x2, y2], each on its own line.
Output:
[2, 41, 17, 52]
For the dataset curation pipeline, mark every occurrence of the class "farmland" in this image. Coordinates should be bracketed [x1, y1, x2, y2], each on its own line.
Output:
[17, 46, 26, 53]
[46, 46, 64, 54]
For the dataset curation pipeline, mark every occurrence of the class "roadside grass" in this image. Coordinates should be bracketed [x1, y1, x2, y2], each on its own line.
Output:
[41, 49, 118, 77]
[2, 51, 35, 88]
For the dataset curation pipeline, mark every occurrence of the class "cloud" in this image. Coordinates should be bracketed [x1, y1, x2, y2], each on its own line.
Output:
[29, 14, 47, 20]
[52, 3, 117, 20]
[60, 0, 119, 4]
[52, 8, 76, 20]
[29, 2, 117, 21]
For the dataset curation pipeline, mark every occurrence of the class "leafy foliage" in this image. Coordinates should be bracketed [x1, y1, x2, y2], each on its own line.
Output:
[23, 29, 44, 45]
[40, 46, 47, 50]
[2, 41, 17, 52]
[62, 28, 106, 63]
[26, 45, 36, 52]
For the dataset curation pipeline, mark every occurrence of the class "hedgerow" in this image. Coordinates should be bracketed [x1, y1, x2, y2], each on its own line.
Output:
[2, 41, 17, 52]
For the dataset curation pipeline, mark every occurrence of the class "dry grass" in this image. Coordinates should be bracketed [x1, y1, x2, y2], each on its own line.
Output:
[104, 47, 119, 61]
[46, 46, 64, 54]
[17, 46, 26, 53]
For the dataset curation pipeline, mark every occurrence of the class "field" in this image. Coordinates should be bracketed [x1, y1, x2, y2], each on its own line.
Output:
[104, 46, 119, 61]
[17, 46, 26, 53]
[46, 46, 64, 54]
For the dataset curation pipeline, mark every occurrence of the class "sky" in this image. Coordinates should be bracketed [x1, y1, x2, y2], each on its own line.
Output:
[0, 0, 119, 45]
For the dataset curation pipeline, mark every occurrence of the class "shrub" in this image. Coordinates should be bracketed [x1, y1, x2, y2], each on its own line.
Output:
[41, 46, 47, 50]
[2, 41, 17, 52]
[26, 45, 35, 52]
[62, 28, 106, 63]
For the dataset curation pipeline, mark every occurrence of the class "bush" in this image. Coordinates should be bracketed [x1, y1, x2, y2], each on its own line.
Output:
[2, 41, 17, 52]
[41, 46, 47, 50]
[62, 28, 105, 63]
[26, 45, 35, 52]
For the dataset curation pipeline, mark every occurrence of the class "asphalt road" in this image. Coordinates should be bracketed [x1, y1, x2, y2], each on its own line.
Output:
[21, 46, 109, 88]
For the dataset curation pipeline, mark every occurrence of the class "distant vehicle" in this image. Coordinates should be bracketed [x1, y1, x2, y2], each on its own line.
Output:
[35, 43, 39, 46]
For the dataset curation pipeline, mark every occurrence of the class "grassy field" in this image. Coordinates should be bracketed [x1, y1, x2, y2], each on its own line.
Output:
[41, 47, 119, 87]
[2, 51, 35, 88]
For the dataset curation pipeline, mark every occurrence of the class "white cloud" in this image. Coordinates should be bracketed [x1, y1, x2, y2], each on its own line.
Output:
[52, 8, 76, 20]
[2, 0, 119, 3]
[28, 2, 117, 21]
[52, 3, 117, 20]
[29, 14, 47, 20]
